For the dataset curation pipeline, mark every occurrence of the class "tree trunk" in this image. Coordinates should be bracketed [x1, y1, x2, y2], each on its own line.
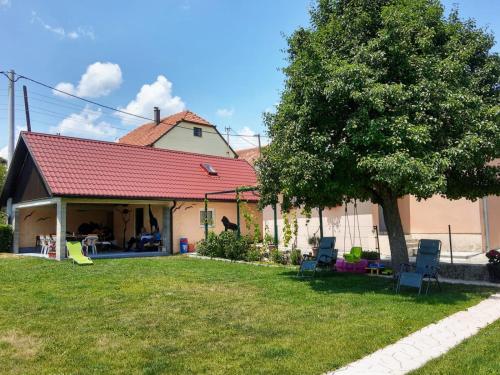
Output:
[380, 192, 409, 271]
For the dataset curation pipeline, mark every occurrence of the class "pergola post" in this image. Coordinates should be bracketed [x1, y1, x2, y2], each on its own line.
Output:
[319, 207, 324, 239]
[11, 205, 20, 253]
[55, 198, 67, 261]
[161, 204, 171, 254]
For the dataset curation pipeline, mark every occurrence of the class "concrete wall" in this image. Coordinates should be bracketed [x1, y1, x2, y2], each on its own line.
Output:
[173, 201, 262, 253]
[154, 121, 236, 158]
[19, 205, 56, 248]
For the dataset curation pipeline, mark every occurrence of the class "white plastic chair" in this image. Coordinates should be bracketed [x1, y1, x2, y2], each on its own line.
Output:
[39, 235, 48, 255]
[82, 235, 99, 255]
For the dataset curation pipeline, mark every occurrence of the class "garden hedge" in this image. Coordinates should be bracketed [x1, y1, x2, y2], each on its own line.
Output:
[0, 224, 13, 252]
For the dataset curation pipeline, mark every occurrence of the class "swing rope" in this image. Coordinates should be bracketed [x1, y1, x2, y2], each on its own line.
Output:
[354, 199, 362, 248]
[343, 201, 353, 253]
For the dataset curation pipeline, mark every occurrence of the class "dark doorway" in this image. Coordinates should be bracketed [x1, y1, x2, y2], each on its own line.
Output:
[135, 208, 144, 236]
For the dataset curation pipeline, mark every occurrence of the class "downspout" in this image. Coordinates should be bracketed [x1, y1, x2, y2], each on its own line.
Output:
[170, 201, 177, 254]
[204, 194, 209, 240]
[482, 197, 490, 252]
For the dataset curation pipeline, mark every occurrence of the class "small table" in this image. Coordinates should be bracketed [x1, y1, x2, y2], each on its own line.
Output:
[366, 263, 385, 275]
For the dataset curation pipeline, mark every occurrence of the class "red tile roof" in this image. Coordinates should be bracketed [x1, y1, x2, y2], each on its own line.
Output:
[118, 110, 213, 146]
[237, 146, 262, 166]
[22, 132, 258, 201]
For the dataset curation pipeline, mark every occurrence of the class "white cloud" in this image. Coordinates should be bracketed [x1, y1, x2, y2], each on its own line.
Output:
[180, 0, 191, 11]
[216, 108, 234, 118]
[31, 11, 95, 40]
[229, 126, 265, 150]
[50, 106, 117, 140]
[118, 75, 186, 125]
[53, 62, 122, 99]
[0, 0, 11, 9]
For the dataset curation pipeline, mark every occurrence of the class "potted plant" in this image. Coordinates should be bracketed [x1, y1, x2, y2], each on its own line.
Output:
[308, 234, 319, 257]
[486, 250, 500, 283]
[361, 250, 381, 264]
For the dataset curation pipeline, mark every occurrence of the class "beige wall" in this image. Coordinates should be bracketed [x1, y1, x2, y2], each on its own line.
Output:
[406, 196, 481, 234]
[486, 195, 500, 250]
[263, 201, 378, 255]
[154, 121, 236, 158]
[173, 201, 262, 253]
[264, 194, 490, 257]
[19, 205, 56, 248]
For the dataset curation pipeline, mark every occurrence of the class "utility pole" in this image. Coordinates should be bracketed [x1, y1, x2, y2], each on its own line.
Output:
[23, 85, 31, 132]
[7, 70, 15, 166]
[257, 134, 262, 153]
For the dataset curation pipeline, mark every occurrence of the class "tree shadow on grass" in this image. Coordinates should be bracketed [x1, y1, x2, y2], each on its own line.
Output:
[279, 269, 495, 306]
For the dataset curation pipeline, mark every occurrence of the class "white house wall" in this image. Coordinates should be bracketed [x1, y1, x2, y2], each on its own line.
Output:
[154, 121, 236, 158]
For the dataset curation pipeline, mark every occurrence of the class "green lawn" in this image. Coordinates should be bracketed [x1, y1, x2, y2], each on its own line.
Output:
[0, 254, 496, 375]
[412, 318, 500, 375]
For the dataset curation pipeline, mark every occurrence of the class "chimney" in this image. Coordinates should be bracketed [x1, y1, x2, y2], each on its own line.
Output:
[154, 107, 160, 125]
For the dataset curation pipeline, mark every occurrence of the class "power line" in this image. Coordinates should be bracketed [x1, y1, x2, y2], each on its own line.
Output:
[15, 73, 152, 121]
[3, 71, 268, 140]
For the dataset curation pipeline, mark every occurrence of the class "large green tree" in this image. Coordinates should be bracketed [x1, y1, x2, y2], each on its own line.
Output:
[258, 0, 500, 268]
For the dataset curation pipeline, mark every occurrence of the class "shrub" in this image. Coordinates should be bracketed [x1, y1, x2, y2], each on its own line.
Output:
[0, 224, 13, 252]
[196, 232, 224, 258]
[221, 231, 251, 261]
[270, 249, 288, 265]
[246, 245, 262, 262]
[361, 250, 380, 260]
[197, 231, 252, 261]
[290, 248, 302, 265]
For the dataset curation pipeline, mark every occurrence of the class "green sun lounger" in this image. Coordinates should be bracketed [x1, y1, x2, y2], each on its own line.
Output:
[343, 246, 362, 263]
[67, 241, 94, 265]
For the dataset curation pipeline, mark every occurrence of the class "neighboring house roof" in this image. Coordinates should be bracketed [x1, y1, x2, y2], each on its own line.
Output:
[3, 132, 258, 202]
[118, 110, 212, 146]
[237, 146, 262, 166]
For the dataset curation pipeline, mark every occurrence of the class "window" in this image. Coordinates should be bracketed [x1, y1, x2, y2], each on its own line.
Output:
[193, 127, 202, 137]
[200, 209, 215, 227]
[201, 163, 218, 175]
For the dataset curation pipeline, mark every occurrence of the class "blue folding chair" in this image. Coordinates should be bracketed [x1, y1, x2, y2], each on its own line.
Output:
[298, 237, 337, 277]
[396, 239, 442, 295]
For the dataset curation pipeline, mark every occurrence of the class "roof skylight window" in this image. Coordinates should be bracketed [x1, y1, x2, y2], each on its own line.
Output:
[201, 163, 218, 175]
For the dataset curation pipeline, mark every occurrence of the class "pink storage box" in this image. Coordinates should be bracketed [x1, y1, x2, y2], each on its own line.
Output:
[335, 258, 368, 273]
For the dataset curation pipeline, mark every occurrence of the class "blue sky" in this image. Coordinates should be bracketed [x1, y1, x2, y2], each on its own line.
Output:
[0, 0, 499, 156]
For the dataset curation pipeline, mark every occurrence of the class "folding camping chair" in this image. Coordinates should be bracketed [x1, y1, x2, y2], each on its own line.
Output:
[298, 237, 337, 277]
[396, 239, 442, 295]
